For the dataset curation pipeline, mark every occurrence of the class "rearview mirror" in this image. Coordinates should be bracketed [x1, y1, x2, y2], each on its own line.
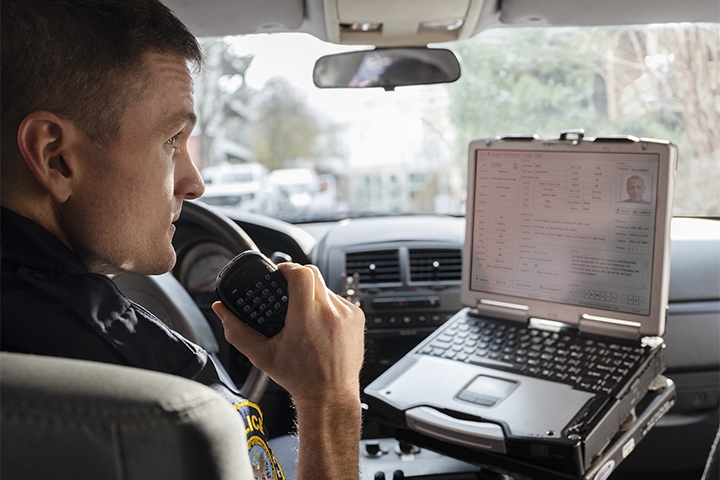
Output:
[313, 47, 461, 91]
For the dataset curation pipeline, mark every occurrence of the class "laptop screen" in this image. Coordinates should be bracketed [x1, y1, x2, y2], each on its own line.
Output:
[468, 149, 660, 316]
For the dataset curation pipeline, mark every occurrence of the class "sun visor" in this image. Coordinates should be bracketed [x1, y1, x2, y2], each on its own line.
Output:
[168, 0, 305, 37]
[500, 0, 720, 27]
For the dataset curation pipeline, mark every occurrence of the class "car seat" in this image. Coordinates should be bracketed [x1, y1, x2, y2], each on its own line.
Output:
[0, 352, 253, 480]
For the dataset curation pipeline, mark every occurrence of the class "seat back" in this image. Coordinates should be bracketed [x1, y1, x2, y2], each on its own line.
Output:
[0, 352, 252, 480]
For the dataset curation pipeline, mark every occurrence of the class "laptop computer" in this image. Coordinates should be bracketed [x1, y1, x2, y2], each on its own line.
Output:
[364, 131, 676, 476]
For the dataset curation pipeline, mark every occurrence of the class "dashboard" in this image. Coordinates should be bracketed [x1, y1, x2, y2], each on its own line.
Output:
[309, 215, 466, 384]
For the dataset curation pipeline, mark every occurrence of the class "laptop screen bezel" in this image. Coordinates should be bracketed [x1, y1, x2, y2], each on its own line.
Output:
[460, 136, 676, 337]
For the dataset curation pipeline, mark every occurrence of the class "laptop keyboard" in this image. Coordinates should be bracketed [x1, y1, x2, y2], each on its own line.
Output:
[420, 316, 646, 396]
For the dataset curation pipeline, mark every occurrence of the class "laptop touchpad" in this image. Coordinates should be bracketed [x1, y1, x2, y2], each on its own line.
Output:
[457, 375, 518, 407]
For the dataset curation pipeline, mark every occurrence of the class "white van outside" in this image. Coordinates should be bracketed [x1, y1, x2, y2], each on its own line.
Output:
[200, 163, 278, 214]
[269, 168, 337, 215]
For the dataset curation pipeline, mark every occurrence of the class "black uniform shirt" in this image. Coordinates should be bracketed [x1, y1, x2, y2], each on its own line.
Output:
[0, 207, 285, 480]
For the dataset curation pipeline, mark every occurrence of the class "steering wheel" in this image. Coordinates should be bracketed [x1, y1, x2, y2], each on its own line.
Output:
[114, 200, 269, 401]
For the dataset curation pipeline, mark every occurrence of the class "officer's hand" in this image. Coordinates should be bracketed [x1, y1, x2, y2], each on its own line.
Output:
[212, 263, 366, 406]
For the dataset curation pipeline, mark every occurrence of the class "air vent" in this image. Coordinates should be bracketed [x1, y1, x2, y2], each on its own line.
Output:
[409, 249, 462, 282]
[345, 250, 401, 284]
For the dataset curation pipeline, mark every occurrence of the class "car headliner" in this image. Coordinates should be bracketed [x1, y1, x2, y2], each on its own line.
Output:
[163, 0, 719, 45]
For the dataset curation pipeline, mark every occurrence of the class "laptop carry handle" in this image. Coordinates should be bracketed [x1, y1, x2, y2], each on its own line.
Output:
[405, 406, 507, 453]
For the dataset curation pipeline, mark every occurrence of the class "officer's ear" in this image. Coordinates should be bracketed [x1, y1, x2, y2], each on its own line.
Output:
[16, 111, 82, 204]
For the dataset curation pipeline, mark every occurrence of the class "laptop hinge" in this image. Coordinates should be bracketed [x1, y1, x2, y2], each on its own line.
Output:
[528, 317, 577, 333]
[474, 299, 529, 323]
[579, 314, 641, 340]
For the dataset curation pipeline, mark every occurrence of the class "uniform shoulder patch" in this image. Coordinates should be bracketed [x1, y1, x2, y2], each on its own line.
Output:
[235, 400, 286, 480]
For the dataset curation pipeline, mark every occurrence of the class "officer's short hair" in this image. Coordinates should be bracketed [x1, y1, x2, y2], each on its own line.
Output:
[1, 0, 203, 152]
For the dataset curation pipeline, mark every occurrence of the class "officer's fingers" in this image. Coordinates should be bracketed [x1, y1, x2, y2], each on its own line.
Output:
[305, 263, 361, 321]
[277, 263, 318, 322]
[305, 263, 329, 288]
[212, 301, 272, 367]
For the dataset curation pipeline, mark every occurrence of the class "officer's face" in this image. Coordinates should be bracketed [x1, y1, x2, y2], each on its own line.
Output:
[64, 52, 205, 275]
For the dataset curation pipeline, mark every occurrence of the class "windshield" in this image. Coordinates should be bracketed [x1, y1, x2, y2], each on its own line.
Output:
[193, 24, 719, 222]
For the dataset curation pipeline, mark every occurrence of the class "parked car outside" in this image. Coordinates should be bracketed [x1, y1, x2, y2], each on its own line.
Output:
[269, 168, 338, 216]
[200, 163, 280, 214]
